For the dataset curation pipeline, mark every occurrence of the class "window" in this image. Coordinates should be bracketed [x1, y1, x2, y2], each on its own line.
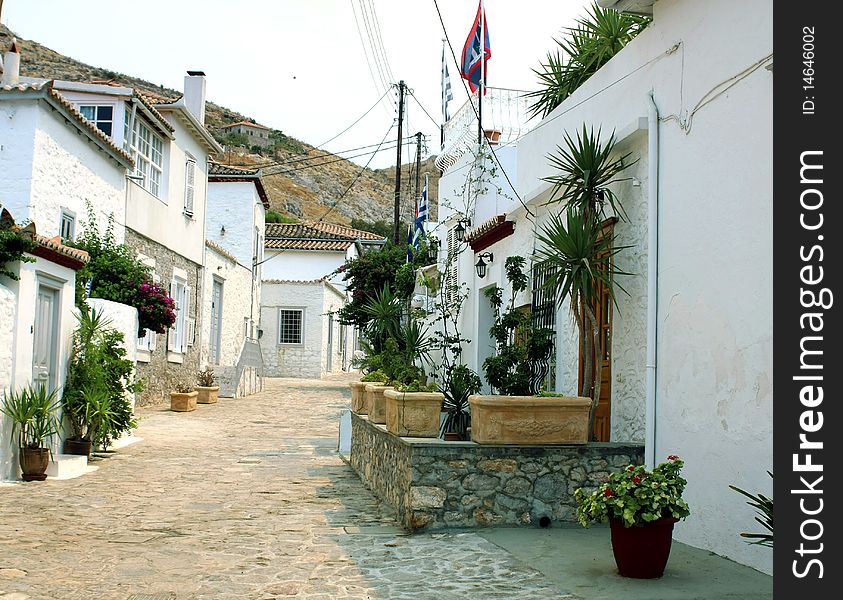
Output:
[59, 209, 75, 242]
[184, 156, 196, 216]
[125, 113, 164, 198]
[168, 277, 190, 353]
[278, 309, 304, 345]
[79, 104, 114, 136]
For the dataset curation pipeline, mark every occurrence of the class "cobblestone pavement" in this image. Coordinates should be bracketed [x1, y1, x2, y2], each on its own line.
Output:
[0, 376, 572, 600]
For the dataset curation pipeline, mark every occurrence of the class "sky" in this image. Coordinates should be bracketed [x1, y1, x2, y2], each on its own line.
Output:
[2, 0, 590, 169]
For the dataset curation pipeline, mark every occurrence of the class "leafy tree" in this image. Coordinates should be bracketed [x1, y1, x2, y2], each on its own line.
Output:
[350, 218, 395, 240]
[265, 210, 299, 224]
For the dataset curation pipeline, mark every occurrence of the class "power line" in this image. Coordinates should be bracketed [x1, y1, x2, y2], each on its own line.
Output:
[350, 0, 393, 114]
[256, 123, 396, 267]
[317, 87, 393, 148]
[365, 0, 396, 84]
[250, 134, 418, 172]
[357, 0, 392, 94]
[408, 90, 440, 129]
[261, 141, 402, 178]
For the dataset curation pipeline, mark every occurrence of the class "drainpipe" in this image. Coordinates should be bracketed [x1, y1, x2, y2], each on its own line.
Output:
[644, 91, 660, 469]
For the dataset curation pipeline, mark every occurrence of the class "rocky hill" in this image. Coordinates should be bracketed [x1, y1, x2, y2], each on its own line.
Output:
[1, 24, 439, 227]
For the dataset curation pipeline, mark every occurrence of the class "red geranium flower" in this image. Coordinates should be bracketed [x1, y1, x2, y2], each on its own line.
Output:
[627, 465, 635, 472]
[632, 476, 641, 484]
[603, 488, 614, 497]
[668, 455, 679, 461]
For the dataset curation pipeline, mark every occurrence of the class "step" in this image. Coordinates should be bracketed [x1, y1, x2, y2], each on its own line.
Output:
[47, 453, 98, 480]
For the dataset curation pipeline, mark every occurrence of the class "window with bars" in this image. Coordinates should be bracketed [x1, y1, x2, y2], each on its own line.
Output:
[79, 104, 114, 136]
[125, 113, 164, 198]
[278, 309, 304, 345]
[531, 261, 558, 391]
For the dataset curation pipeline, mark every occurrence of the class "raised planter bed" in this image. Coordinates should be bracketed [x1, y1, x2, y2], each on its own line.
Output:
[384, 389, 444, 438]
[364, 383, 392, 424]
[350, 412, 644, 532]
[469, 394, 591, 445]
[349, 381, 368, 413]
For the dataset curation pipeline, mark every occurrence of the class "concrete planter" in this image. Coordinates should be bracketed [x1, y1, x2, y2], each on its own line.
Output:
[170, 391, 198, 412]
[349, 381, 369, 413]
[468, 394, 591, 445]
[364, 383, 393, 424]
[196, 386, 219, 404]
[384, 389, 444, 438]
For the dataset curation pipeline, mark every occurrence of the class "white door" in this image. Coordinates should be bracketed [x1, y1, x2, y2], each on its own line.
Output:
[32, 283, 60, 392]
[210, 279, 223, 365]
[326, 315, 334, 372]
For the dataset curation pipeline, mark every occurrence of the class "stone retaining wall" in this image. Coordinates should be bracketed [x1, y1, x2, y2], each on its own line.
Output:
[350, 412, 644, 531]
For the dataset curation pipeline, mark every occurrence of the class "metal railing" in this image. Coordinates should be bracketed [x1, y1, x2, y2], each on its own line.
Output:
[436, 87, 536, 171]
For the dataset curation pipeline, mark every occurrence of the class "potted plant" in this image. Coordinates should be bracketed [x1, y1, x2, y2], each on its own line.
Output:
[1, 385, 61, 481]
[384, 380, 443, 438]
[575, 455, 691, 578]
[61, 306, 140, 455]
[170, 381, 198, 412]
[435, 364, 479, 441]
[196, 368, 219, 404]
[471, 256, 591, 444]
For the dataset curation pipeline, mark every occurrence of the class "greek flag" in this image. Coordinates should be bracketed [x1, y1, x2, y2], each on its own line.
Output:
[442, 43, 454, 122]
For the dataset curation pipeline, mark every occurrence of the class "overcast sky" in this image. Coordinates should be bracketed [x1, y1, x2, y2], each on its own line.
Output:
[3, 0, 589, 168]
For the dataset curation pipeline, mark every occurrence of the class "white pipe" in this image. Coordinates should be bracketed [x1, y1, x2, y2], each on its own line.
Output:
[644, 91, 660, 468]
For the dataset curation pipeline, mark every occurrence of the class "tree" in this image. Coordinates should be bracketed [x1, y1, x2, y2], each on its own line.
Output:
[534, 126, 633, 440]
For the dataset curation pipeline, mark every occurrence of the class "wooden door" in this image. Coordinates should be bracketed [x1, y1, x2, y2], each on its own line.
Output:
[210, 279, 223, 365]
[32, 282, 60, 393]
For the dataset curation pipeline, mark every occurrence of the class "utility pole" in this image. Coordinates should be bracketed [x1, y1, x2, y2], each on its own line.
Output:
[414, 132, 422, 205]
[392, 80, 406, 245]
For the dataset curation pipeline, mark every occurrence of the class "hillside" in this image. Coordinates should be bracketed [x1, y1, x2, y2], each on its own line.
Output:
[0, 24, 439, 227]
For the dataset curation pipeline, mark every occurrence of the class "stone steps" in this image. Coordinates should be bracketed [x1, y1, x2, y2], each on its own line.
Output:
[46, 453, 97, 480]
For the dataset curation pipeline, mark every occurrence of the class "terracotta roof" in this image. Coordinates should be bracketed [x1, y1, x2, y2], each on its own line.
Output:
[1, 209, 90, 271]
[205, 240, 238, 263]
[262, 278, 328, 285]
[207, 162, 269, 208]
[465, 214, 515, 252]
[265, 238, 352, 252]
[136, 91, 176, 133]
[308, 221, 386, 242]
[222, 120, 270, 130]
[208, 163, 259, 176]
[0, 80, 134, 167]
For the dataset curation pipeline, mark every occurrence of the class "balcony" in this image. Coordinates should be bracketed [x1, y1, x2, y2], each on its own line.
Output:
[436, 86, 535, 172]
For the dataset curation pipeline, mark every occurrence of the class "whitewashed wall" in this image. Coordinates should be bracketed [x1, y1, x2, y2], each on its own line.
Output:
[0, 281, 17, 481]
[321, 284, 347, 375]
[463, 0, 771, 573]
[259, 281, 326, 378]
[0, 101, 127, 241]
[125, 116, 208, 266]
[261, 249, 348, 284]
[0, 257, 77, 481]
[206, 181, 262, 268]
[201, 246, 254, 369]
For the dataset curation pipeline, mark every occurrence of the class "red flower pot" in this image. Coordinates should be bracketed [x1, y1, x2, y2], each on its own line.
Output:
[609, 517, 678, 578]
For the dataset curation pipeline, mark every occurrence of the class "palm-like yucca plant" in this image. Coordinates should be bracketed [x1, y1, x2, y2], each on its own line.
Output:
[543, 125, 633, 220]
[361, 284, 403, 354]
[730, 472, 774, 548]
[527, 3, 650, 119]
[535, 208, 630, 438]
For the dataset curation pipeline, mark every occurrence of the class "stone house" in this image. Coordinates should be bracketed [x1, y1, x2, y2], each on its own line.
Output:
[201, 163, 268, 395]
[433, 0, 772, 573]
[260, 222, 386, 376]
[219, 120, 272, 149]
[47, 72, 224, 404]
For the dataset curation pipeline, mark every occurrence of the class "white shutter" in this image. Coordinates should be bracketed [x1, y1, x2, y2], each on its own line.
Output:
[181, 285, 191, 353]
[184, 160, 196, 215]
[168, 281, 177, 352]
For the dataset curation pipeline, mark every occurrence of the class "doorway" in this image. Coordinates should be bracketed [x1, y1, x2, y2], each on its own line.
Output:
[210, 278, 223, 365]
[32, 280, 61, 393]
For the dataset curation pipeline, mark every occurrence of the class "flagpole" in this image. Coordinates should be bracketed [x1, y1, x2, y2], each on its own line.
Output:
[478, 0, 484, 146]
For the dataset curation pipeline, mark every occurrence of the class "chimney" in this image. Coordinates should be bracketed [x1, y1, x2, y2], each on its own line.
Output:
[183, 70, 206, 124]
[1, 38, 20, 87]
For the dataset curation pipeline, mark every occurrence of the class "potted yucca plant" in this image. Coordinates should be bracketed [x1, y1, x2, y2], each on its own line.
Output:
[196, 368, 219, 404]
[170, 381, 197, 412]
[1, 385, 61, 481]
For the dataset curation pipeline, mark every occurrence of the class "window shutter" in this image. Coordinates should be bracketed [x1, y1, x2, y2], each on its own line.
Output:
[168, 282, 177, 352]
[184, 160, 196, 215]
[181, 286, 191, 353]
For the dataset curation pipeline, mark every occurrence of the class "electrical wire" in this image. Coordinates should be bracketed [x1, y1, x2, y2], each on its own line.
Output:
[261, 140, 401, 178]
[256, 123, 396, 268]
[350, 0, 394, 115]
[365, 0, 396, 85]
[248, 134, 416, 172]
[408, 90, 441, 129]
[316, 87, 393, 148]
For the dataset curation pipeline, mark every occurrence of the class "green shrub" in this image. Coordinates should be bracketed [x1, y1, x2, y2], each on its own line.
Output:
[0, 224, 35, 280]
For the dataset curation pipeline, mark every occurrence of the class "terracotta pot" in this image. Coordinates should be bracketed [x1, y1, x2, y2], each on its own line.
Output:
[349, 381, 369, 413]
[196, 386, 219, 404]
[468, 394, 591, 445]
[19, 447, 50, 481]
[442, 432, 463, 441]
[384, 389, 444, 437]
[610, 517, 678, 578]
[170, 391, 198, 412]
[63, 438, 92, 456]
[364, 383, 392, 424]
[483, 129, 502, 144]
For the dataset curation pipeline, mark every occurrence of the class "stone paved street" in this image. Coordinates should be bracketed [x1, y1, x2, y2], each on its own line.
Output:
[0, 376, 571, 600]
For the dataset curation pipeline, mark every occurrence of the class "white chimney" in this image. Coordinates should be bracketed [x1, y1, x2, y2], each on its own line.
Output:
[1, 39, 21, 87]
[183, 70, 206, 124]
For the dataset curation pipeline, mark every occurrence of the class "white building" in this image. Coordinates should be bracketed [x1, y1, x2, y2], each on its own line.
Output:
[259, 221, 385, 377]
[434, 0, 772, 574]
[201, 163, 268, 396]
[46, 72, 224, 404]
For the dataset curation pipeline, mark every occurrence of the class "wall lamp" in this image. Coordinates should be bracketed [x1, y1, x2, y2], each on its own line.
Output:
[475, 252, 493, 278]
[454, 218, 471, 242]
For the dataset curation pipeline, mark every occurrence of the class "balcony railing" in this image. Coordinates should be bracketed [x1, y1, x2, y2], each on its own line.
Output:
[436, 86, 535, 172]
